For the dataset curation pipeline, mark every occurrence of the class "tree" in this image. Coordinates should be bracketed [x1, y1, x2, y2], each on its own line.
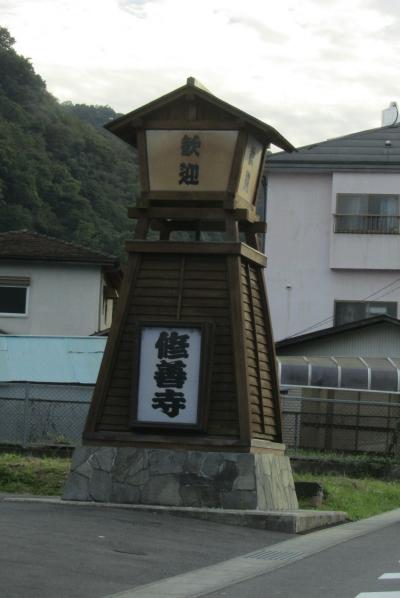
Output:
[0, 27, 15, 51]
[0, 26, 139, 258]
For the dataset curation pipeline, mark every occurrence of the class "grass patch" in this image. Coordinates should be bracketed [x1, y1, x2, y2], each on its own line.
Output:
[295, 472, 400, 520]
[289, 448, 399, 465]
[1, 452, 399, 522]
[0, 453, 70, 495]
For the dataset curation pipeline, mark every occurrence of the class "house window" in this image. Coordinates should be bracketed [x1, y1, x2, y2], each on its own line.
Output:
[0, 277, 30, 316]
[335, 194, 400, 234]
[334, 300, 397, 326]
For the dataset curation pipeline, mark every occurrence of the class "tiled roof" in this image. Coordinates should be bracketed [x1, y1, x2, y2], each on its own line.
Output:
[266, 123, 400, 172]
[0, 230, 119, 266]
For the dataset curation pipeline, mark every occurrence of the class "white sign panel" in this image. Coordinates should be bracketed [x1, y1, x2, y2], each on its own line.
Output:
[136, 326, 202, 425]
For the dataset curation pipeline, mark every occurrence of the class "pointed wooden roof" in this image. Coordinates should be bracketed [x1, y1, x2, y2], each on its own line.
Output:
[105, 77, 294, 152]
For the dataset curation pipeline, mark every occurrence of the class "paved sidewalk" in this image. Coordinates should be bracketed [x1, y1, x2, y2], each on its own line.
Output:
[0, 497, 290, 598]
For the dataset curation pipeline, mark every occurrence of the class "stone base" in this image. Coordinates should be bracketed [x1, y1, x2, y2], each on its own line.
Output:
[63, 446, 298, 510]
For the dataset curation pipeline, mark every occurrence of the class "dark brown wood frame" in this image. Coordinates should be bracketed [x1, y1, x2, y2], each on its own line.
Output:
[134, 125, 266, 211]
[129, 320, 214, 432]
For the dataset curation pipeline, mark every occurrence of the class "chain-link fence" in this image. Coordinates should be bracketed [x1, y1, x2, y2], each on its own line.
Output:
[0, 382, 92, 447]
[2, 381, 399, 455]
[282, 390, 400, 456]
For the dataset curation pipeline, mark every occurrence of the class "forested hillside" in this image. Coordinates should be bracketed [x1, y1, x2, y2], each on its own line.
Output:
[0, 27, 138, 258]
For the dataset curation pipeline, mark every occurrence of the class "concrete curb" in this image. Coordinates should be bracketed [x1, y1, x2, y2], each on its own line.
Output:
[3, 496, 347, 533]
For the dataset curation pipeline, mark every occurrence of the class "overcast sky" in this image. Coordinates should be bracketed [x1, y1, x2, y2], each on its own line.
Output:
[2, 0, 400, 147]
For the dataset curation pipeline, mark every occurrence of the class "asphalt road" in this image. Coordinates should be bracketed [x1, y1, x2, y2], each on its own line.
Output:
[206, 520, 400, 598]
[0, 499, 290, 598]
[3, 498, 400, 598]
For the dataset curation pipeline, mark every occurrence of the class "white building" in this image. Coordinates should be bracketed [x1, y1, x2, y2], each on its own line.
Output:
[265, 116, 400, 341]
[0, 230, 121, 335]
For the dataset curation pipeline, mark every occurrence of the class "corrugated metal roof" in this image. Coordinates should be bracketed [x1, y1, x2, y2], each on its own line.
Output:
[276, 315, 400, 351]
[278, 355, 400, 393]
[266, 123, 400, 172]
[0, 336, 107, 384]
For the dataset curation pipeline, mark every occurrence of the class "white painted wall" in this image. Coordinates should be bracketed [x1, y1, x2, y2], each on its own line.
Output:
[265, 172, 400, 341]
[330, 173, 400, 269]
[0, 261, 104, 336]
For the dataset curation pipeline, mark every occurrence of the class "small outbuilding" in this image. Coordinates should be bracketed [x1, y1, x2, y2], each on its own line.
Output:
[0, 335, 106, 447]
[276, 315, 400, 454]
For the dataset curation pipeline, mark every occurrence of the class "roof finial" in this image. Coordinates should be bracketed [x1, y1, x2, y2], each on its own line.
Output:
[186, 77, 210, 92]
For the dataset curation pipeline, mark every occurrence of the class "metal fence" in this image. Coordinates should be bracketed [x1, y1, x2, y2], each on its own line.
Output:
[282, 392, 400, 456]
[334, 214, 400, 234]
[1, 381, 400, 455]
[0, 382, 92, 447]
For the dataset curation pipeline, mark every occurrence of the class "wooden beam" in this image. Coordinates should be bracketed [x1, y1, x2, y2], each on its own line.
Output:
[143, 120, 242, 130]
[83, 430, 251, 451]
[124, 241, 267, 266]
[128, 207, 260, 223]
[148, 221, 266, 233]
[142, 191, 231, 202]
[227, 255, 251, 444]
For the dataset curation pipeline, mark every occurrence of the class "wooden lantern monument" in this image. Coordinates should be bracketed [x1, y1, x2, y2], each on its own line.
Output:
[64, 79, 298, 510]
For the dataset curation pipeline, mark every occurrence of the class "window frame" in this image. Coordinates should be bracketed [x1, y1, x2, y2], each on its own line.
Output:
[334, 193, 400, 234]
[0, 284, 30, 317]
[334, 299, 397, 326]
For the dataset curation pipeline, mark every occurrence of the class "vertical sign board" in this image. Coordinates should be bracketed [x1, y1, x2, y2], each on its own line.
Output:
[133, 325, 206, 428]
[236, 135, 264, 204]
[146, 130, 238, 192]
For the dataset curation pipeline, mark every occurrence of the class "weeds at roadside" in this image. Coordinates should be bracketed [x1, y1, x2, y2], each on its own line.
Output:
[295, 472, 400, 520]
[0, 453, 70, 495]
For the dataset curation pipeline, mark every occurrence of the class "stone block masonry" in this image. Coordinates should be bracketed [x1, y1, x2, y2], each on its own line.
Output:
[63, 446, 298, 510]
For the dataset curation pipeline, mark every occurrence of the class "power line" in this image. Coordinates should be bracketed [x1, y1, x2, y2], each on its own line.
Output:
[286, 274, 400, 338]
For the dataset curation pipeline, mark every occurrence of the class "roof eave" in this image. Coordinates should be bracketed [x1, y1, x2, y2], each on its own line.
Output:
[276, 315, 400, 350]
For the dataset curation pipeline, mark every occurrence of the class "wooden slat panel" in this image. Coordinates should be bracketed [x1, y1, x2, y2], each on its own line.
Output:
[184, 270, 227, 281]
[107, 388, 130, 399]
[211, 373, 235, 384]
[98, 251, 241, 437]
[109, 378, 132, 389]
[96, 422, 129, 430]
[182, 259, 226, 271]
[207, 411, 239, 422]
[137, 270, 181, 279]
[127, 307, 178, 318]
[210, 383, 236, 393]
[182, 297, 228, 308]
[139, 261, 182, 270]
[210, 364, 235, 373]
[135, 279, 180, 288]
[183, 280, 227, 290]
[249, 375, 271, 391]
[134, 287, 179, 298]
[180, 307, 230, 318]
[249, 367, 271, 382]
[100, 414, 130, 423]
[103, 405, 130, 416]
[253, 403, 274, 417]
[132, 297, 178, 307]
[182, 289, 228, 299]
